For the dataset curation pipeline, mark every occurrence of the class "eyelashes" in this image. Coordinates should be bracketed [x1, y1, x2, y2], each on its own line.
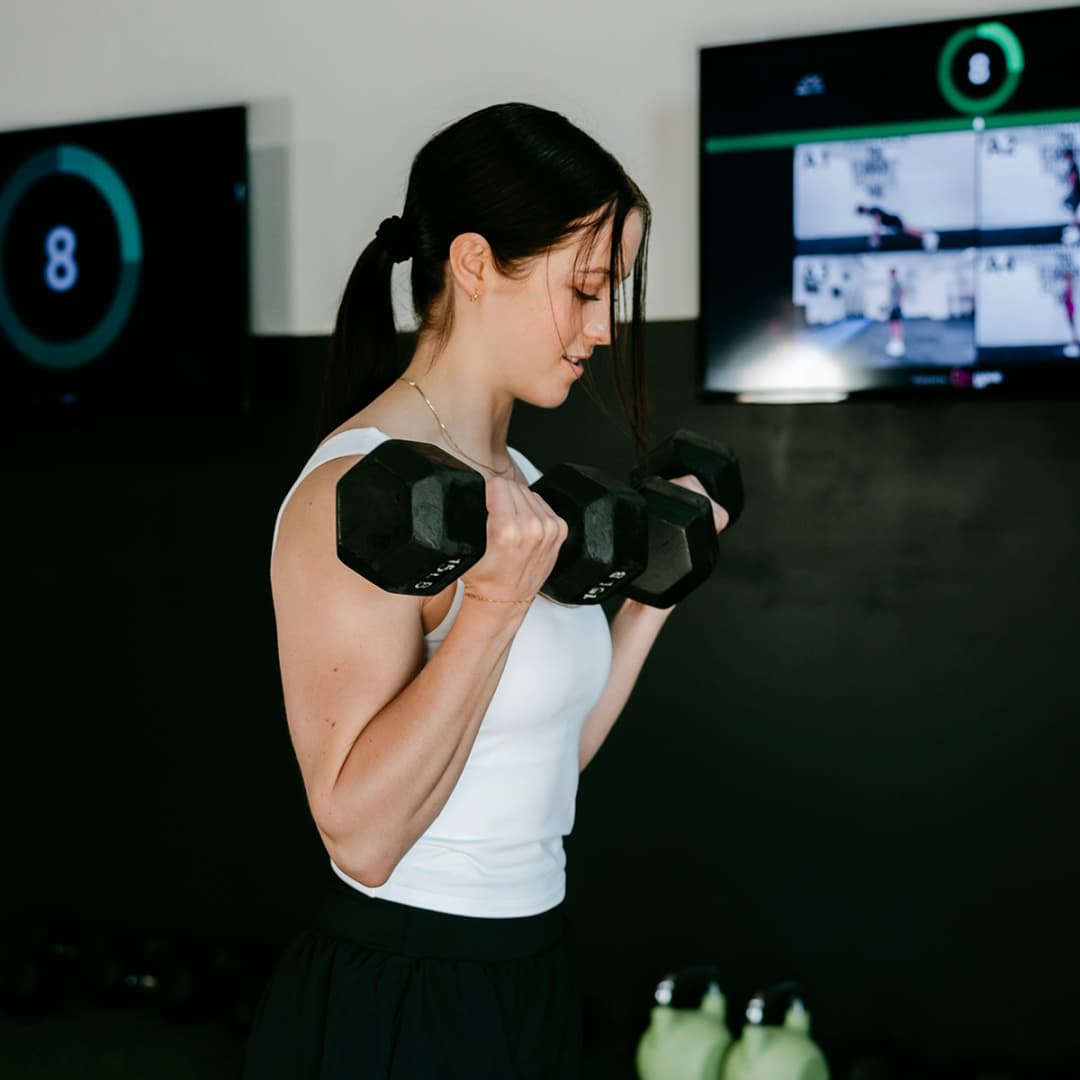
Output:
[574, 288, 602, 303]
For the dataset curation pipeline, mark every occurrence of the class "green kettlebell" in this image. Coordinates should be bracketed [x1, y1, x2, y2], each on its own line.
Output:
[636, 966, 734, 1080]
[722, 982, 829, 1080]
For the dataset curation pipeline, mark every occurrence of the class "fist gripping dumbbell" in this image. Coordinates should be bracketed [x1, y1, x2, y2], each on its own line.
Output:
[335, 439, 650, 606]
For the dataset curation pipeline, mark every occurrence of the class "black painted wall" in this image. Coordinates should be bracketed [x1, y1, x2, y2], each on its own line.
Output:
[7, 323, 1079, 1076]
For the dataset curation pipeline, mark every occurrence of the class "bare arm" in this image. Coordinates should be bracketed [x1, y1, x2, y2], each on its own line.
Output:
[272, 455, 565, 887]
[578, 474, 731, 771]
[578, 598, 673, 771]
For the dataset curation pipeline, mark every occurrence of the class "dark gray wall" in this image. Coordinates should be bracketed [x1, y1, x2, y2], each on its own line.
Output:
[519, 323, 1080, 1075]
[6, 324, 1079, 1076]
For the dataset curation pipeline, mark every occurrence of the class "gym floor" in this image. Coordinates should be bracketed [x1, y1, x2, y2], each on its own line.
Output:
[0, 1010, 632, 1079]
[0, 1010, 246, 1078]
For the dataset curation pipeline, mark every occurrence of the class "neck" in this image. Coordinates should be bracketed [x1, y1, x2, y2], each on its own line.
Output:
[399, 339, 516, 472]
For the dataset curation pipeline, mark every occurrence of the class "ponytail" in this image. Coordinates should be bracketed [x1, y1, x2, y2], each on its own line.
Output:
[318, 223, 403, 441]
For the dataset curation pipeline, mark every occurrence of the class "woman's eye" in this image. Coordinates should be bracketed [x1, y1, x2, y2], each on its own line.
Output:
[574, 288, 601, 302]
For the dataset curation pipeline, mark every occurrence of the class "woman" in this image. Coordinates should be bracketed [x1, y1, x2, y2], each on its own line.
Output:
[244, 102, 728, 1079]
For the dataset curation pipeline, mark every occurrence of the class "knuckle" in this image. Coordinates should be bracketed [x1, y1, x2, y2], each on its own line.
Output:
[525, 517, 546, 543]
[494, 520, 519, 546]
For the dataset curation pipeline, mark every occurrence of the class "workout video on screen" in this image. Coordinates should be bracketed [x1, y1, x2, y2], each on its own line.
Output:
[793, 252, 976, 367]
[794, 131, 977, 255]
[978, 246, 1080, 359]
[980, 122, 1080, 246]
[791, 123, 1080, 369]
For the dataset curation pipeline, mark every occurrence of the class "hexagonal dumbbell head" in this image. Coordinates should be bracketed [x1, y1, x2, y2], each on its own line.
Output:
[622, 477, 719, 608]
[530, 463, 648, 605]
[630, 430, 744, 529]
[336, 439, 487, 594]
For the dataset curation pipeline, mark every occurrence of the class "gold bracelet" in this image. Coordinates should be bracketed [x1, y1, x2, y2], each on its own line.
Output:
[462, 584, 535, 606]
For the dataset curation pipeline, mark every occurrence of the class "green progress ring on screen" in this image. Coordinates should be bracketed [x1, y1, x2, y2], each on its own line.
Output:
[0, 144, 143, 371]
[937, 22, 1025, 117]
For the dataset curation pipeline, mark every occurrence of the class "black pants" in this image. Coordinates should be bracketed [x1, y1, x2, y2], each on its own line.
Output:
[243, 874, 582, 1079]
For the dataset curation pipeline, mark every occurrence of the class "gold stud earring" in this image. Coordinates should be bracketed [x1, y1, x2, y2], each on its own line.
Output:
[469, 289, 479, 302]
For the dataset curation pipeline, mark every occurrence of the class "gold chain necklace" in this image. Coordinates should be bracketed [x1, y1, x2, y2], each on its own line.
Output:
[398, 377, 514, 477]
[398, 376, 584, 610]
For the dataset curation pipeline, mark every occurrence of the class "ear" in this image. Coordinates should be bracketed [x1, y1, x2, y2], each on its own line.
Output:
[448, 232, 491, 300]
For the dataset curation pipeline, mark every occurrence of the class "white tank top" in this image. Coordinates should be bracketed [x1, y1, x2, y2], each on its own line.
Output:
[272, 427, 613, 918]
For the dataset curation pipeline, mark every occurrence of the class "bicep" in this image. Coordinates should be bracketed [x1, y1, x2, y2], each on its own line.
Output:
[270, 458, 425, 824]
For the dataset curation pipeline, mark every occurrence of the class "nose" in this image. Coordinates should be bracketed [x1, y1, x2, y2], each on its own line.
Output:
[583, 315, 610, 346]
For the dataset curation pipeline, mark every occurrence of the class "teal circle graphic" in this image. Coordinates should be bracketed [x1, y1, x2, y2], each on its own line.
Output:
[0, 144, 142, 370]
[937, 22, 1025, 116]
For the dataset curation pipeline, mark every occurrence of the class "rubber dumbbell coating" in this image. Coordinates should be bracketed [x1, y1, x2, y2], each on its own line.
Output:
[336, 440, 650, 605]
[629, 429, 744, 529]
[621, 430, 745, 607]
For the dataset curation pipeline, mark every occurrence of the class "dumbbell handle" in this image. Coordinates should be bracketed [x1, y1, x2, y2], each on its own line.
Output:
[529, 464, 649, 605]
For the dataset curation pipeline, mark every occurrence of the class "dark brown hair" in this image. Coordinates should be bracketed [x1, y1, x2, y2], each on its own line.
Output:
[321, 102, 652, 454]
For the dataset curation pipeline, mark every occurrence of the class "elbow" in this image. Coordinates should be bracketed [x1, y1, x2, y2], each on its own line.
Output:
[316, 811, 399, 889]
[328, 844, 396, 889]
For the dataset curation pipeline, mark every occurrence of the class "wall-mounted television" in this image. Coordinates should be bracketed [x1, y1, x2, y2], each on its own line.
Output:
[0, 105, 249, 414]
[699, 5, 1080, 402]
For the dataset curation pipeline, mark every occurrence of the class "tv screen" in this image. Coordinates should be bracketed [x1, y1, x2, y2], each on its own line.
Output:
[700, 6, 1080, 401]
[0, 105, 249, 414]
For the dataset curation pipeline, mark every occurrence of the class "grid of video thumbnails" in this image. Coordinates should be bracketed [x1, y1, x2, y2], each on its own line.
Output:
[793, 122, 1080, 384]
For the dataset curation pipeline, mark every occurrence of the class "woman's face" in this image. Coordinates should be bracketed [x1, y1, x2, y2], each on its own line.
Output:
[482, 209, 644, 407]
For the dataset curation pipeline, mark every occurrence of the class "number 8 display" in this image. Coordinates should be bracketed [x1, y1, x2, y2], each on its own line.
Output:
[937, 22, 1025, 117]
[0, 144, 142, 370]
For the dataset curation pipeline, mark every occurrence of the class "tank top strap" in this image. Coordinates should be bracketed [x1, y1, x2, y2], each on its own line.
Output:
[271, 427, 393, 557]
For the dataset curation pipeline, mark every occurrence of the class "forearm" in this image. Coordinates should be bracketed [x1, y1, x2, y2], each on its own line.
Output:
[322, 599, 525, 884]
[578, 597, 674, 771]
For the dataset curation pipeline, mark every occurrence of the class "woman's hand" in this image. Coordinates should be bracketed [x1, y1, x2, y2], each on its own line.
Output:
[460, 477, 568, 604]
[667, 474, 730, 534]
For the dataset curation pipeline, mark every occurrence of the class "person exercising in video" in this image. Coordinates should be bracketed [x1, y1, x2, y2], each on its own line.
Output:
[1064, 268, 1080, 357]
[1063, 149, 1080, 233]
[857, 204, 928, 250]
[886, 267, 906, 358]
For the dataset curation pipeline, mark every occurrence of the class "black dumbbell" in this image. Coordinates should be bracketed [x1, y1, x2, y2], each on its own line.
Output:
[619, 430, 744, 608]
[336, 439, 649, 606]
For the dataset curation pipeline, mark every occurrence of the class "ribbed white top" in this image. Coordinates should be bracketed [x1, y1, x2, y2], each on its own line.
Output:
[272, 428, 613, 917]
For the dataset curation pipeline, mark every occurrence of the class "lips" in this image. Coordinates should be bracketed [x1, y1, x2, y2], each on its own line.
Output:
[563, 355, 586, 378]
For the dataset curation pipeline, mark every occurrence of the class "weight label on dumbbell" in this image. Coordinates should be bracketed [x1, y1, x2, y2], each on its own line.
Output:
[413, 558, 462, 591]
[582, 569, 628, 601]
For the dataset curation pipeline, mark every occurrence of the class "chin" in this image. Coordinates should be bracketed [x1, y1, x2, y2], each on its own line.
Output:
[542, 379, 578, 408]
[514, 372, 575, 409]
[520, 387, 572, 410]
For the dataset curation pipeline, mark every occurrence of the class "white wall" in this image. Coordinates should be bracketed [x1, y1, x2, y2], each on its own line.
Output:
[1, 0, 1070, 334]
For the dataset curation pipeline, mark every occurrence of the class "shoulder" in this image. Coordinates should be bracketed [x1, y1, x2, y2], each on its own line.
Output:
[273, 453, 363, 579]
[273, 430, 387, 545]
[272, 417, 404, 564]
[270, 448, 425, 637]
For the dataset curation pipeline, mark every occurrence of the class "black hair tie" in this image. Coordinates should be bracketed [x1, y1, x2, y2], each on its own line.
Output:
[376, 215, 413, 263]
